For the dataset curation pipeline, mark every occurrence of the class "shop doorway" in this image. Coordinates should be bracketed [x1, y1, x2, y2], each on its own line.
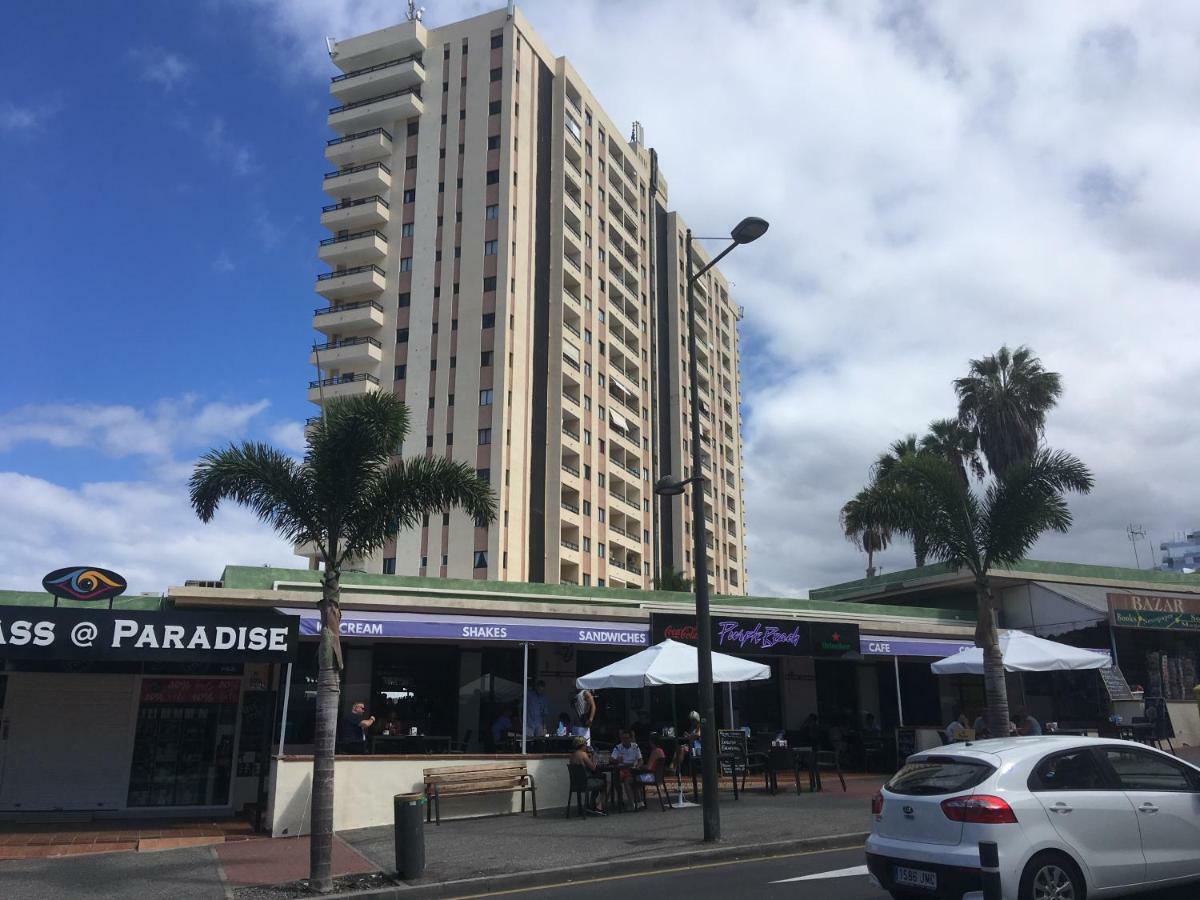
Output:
[0, 672, 138, 810]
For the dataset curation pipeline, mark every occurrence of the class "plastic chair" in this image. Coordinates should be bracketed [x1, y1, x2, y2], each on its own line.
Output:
[635, 756, 670, 811]
[816, 748, 847, 792]
[565, 762, 603, 818]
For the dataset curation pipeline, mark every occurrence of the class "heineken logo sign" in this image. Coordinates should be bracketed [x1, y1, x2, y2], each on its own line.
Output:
[1108, 592, 1200, 632]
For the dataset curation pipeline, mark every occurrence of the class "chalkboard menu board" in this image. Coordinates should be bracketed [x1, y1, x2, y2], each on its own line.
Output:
[1144, 696, 1175, 739]
[896, 727, 917, 762]
[718, 729, 747, 775]
[1099, 664, 1134, 701]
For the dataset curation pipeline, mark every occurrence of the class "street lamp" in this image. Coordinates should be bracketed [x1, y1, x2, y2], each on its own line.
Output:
[655, 215, 768, 843]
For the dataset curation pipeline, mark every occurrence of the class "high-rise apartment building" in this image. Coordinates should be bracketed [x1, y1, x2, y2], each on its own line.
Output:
[307, 6, 747, 594]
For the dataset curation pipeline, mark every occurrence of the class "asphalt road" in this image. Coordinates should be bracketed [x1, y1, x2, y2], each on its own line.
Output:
[466, 846, 1200, 900]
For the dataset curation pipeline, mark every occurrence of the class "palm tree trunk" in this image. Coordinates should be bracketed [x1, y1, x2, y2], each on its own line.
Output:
[310, 565, 343, 893]
[975, 579, 1010, 739]
[913, 532, 928, 567]
[866, 546, 875, 579]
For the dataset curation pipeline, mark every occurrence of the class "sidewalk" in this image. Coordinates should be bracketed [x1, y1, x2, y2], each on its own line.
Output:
[0, 778, 878, 899]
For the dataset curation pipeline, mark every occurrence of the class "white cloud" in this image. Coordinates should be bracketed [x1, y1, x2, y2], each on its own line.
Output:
[213, 251, 235, 272]
[0, 398, 270, 459]
[1, 99, 59, 133]
[0, 398, 294, 594]
[128, 47, 192, 91]
[269, 420, 308, 454]
[204, 117, 257, 175]
[226, 1, 1200, 595]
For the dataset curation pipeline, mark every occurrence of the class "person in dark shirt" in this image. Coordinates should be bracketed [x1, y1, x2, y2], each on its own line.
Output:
[337, 701, 374, 754]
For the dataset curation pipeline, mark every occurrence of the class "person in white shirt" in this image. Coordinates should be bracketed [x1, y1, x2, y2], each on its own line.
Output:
[945, 713, 969, 743]
[572, 689, 596, 745]
[610, 729, 642, 809]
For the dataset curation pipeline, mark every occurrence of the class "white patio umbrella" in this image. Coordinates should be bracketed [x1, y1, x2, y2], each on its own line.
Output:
[930, 630, 1112, 675]
[575, 638, 771, 689]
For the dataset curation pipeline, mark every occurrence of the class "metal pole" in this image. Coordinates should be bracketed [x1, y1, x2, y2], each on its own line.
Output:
[278, 662, 293, 756]
[894, 656, 904, 727]
[521, 642, 528, 755]
[727, 683, 734, 729]
[686, 229, 721, 842]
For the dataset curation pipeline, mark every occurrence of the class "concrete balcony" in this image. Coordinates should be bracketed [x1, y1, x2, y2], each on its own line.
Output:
[325, 128, 393, 167]
[312, 300, 385, 336]
[323, 162, 391, 198]
[328, 88, 424, 134]
[307, 373, 380, 404]
[331, 55, 424, 104]
[321, 196, 389, 232]
[315, 264, 387, 300]
[310, 336, 383, 370]
[318, 230, 387, 266]
[328, 21, 427, 74]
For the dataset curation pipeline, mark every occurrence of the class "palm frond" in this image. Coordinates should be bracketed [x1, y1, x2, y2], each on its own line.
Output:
[840, 489, 893, 555]
[190, 443, 321, 549]
[340, 455, 497, 563]
[885, 453, 985, 576]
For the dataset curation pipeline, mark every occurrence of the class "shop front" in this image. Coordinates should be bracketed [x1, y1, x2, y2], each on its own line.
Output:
[0, 605, 296, 819]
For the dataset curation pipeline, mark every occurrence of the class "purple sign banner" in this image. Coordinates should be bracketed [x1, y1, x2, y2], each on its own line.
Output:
[277, 608, 648, 647]
[859, 635, 975, 658]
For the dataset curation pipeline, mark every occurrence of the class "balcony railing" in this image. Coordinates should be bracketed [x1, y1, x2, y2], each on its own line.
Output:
[564, 254, 581, 271]
[561, 500, 579, 513]
[561, 539, 580, 551]
[610, 490, 640, 511]
[314, 299, 385, 316]
[317, 264, 386, 281]
[327, 127, 393, 147]
[319, 230, 388, 247]
[312, 336, 382, 352]
[563, 320, 581, 338]
[561, 391, 579, 407]
[324, 161, 392, 180]
[562, 462, 580, 476]
[562, 354, 580, 371]
[321, 195, 390, 213]
[329, 86, 422, 116]
[331, 53, 424, 83]
[309, 373, 380, 389]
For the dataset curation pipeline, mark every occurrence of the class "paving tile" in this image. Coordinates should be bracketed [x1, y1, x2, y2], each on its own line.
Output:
[137, 836, 224, 852]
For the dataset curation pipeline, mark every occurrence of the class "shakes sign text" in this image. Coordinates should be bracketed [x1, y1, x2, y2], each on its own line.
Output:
[0, 607, 298, 663]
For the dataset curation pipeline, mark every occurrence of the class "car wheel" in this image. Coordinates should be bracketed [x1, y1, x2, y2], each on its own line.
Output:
[1020, 852, 1086, 900]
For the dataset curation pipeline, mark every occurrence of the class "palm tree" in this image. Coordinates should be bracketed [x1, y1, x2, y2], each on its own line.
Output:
[189, 393, 495, 892]
[654, 566, 693, 592]
[871, 435, 929, 565]
[840, 489, 892, 577]
[955, 345, 1063, 477]
[880, 448, 1093, 738]
[921, 418, 985, 484]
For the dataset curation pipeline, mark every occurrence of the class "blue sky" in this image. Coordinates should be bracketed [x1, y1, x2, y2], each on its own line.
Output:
[3, 1, 1199, 595]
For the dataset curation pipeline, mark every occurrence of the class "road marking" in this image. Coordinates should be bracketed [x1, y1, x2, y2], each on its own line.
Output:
[452, 845, 864, 897]
[770, 864, 870, 883]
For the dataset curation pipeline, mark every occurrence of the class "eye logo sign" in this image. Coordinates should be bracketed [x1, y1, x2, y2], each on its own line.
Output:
[42, 567, 128, 603]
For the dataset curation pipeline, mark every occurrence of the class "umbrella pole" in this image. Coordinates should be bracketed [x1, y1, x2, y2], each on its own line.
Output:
[727, 683, 734, 729]
[894, 656, 904, 727]
[521, 642, 528, 756]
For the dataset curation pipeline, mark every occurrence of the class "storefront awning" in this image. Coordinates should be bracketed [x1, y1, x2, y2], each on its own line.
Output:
[277, 608, 649, 647]
[608, 409, 631, 432]
[859, 634, 975, 658]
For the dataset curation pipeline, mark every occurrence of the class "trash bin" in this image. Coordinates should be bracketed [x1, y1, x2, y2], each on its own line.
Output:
[393, 792, 425, 880]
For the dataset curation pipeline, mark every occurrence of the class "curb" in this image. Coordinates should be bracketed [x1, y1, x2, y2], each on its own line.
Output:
[320, 831, 869, 899]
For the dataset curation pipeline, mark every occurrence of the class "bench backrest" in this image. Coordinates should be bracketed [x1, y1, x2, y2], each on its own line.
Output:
[424, 763, 529, 792]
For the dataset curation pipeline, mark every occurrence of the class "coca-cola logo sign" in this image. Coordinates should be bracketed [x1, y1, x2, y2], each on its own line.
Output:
[653, 614, 858, 657]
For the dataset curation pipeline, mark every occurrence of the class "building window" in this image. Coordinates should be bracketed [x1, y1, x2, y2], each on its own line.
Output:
[583, 429, 591, 445]
[583, 537, 591, 552]
[403, 189, 416, 203]
[398, 292, 411, 307]
[598, 508, 605, 523]
[478, 428, 492, 445]
[402, 222, 415, 237]
[483, 275, 497, 291]
[399, 257, 412, 272]
[486, 169, 500, 185]
[490, 33, 503, 49]
[480, 389, 493, 406]
[476, 467, 491, 483]
[396, 328, 409, 342]
[490, 67, 502, 81]
[582, 500, 591, 515]
[484, 240, 498, 255]
[598, 543, 605, 559]
[408, 121, 420, 136]
[486, 204, 499, 219]
[394, 364, 407, 380]
[487, 135, 500, 151]
[382, 557, 396, 575]
[473, 550, 488, 569]
[481, 313, 496, 328]
[481, 350, 494, 366]
[489, 100, 501, 115]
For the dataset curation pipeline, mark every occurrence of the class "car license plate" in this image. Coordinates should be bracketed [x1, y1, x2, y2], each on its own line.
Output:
[894, 866, 937, 891]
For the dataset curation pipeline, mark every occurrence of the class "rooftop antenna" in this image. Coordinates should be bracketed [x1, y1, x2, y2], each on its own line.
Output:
[1126, 523, 1146, 568]
[406, 1, 425, 22]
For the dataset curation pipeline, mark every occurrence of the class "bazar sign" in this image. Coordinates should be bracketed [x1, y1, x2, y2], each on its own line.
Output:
[1107, 592, 1200, 632]
[0, 607, 298, 662]
[652, 614, 859, 657]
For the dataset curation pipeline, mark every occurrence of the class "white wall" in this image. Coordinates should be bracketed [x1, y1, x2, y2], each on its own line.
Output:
[268, 754, 571, 836]
[1167, 701, 1200, 748]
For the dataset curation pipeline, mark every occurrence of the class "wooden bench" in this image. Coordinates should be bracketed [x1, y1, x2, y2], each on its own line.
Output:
[422, 762, 537, 825]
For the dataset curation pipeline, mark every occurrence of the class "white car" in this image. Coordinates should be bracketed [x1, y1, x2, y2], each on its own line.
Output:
[865, 736, 1200, 900]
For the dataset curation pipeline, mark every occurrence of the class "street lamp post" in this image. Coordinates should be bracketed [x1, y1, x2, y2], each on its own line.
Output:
[656, 216, 768, 843]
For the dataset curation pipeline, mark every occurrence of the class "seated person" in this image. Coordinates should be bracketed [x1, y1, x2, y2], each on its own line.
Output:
[634, 734, 666, 808]
[490, 707, 514, 750]
[570, 736, 606, 814]
[973, 713, 989, 739]
[862, 713, 882, 738]
[945, 713, 969, 743]
[610, 729, 642, 808]
[555, 712, 572, 737]
[1014, 709, 1042, 736]
[670, 711, 702, 774]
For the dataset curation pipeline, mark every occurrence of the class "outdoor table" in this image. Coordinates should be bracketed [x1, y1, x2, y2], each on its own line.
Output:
[370, 734, 452, 754]
[527, 736, 576, 754]
[790, 746, 819, 792]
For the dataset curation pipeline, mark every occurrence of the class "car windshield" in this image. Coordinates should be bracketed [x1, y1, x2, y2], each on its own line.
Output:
[886, 756, 995, 796]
